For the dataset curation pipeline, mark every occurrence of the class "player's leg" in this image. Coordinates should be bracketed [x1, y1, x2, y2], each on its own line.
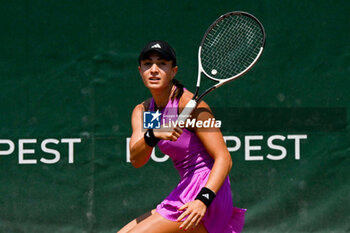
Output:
[127, 211, 208, 233]
[117, 209, 156, 233]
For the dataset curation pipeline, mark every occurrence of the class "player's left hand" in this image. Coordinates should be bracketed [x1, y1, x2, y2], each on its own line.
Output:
[177, 200, 207, 231]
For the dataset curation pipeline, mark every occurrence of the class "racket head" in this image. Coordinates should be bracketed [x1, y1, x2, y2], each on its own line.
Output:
[199, 11, 266, 83]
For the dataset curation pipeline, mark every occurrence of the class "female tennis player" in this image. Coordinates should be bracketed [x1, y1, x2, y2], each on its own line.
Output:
[118, 40, 246, 233]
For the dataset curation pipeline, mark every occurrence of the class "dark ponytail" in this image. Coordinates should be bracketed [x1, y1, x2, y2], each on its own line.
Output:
[171, 79, 184, 101]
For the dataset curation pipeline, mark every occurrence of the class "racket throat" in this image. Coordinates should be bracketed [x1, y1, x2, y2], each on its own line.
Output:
[193, 86, 200, 100]
[196, 86, 217, 103]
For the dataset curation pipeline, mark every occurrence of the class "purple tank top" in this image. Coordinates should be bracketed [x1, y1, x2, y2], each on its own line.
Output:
[149, 96, 214, 178]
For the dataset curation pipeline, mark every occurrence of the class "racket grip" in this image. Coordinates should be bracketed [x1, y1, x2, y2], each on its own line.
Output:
[177, 99, 197, 123]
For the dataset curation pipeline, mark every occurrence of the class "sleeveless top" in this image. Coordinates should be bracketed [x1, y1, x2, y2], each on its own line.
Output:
[150, 94, 214, 178]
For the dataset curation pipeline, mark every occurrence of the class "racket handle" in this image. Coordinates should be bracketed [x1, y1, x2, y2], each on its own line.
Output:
[177, 99, 197, 122]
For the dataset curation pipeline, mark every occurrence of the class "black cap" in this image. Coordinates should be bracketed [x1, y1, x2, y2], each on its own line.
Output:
[138, 40, 176, 66]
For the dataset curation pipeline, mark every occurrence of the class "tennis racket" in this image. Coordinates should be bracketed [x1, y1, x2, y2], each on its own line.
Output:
[177, 11, 266, 122]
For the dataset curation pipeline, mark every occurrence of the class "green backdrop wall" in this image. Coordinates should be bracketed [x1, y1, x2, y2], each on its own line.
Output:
[0, 1, 349, 232]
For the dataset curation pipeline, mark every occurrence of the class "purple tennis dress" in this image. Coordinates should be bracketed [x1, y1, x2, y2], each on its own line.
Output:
[149, 96, 246, 233]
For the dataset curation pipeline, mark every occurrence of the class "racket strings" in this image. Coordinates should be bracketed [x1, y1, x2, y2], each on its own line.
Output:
[201, 14, 264, 79]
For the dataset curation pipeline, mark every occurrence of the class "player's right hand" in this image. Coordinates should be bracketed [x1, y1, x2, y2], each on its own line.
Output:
[153, 126, 183, 142]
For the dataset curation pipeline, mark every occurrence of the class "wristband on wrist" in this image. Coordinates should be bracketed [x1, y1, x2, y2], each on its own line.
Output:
[144, 129, 160, 147]
[195, 187, 216, 208]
